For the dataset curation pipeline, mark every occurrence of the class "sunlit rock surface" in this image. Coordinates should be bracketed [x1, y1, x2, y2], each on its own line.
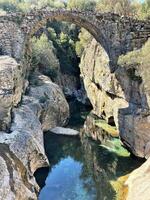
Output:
[80, 38, 150, 158]
[80, 39, 129, 128]
[126, 157, 150, 200]
[0, 56, 23, 130]
[28, 72, 69, 131]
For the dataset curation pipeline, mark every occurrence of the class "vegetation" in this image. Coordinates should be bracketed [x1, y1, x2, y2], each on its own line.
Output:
[118, 39, 150, 67]
[100, 138, 130, 157]
[67, 0, 96, 11]
[31, 33, 59, 80]
[0, 0, 65, 13]
[46, 21, 80, 75]
[95, 119, 119, 137]
[118, 39, 150, 83]
[110, 174, 129, 200]
[0, 0, 149, 19]
[75, 28, 92, 56]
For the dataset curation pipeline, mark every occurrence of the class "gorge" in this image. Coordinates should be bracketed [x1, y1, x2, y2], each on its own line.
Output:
[0, 6, 150, 200]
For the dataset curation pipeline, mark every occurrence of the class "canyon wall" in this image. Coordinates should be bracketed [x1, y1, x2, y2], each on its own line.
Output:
[80, 38, 150, 159]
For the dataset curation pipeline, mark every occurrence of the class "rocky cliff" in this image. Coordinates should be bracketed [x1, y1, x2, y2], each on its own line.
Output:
[0, 56, 69, 199]
[80, 38, 150, 159]
[0, 19, 149, 199]
[80, 38, 150, 200]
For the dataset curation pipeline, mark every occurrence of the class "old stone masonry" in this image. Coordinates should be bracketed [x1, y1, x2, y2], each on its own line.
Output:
[0, 8, 150, 65]
[0, 7, 150, 200]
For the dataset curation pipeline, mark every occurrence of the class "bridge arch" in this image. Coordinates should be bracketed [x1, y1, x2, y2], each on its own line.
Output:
[0, 8, 149, 70]
[21, 8, 111, 64]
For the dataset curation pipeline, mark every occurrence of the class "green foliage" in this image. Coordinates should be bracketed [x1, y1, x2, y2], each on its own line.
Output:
[46, 21, 80, 75]
[95, 0, 150, 19]
[67, 0, 96, 11]
[139, 0, 150, 19]
[118, 39, 150, 82]
[95, 119, 119, 137]
[118, 39, 150, 67]
[0, 8, 6, 15]
[60, 32, 69, 45]
[100, 138, 130, 157]
[96, 0, 135, 16]
[0, 0, 65, 13]
[0, 0, 149, 20]
[75, 28, 92, 57]
[31, 33, 59, 80]
[75, 41, 84, 57]
[0, 0, 19, 12]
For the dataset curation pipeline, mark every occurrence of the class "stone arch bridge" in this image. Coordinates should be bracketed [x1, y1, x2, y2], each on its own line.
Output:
[0, 8, 150, 70]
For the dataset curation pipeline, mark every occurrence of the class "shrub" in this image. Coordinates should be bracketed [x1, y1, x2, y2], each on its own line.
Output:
[75, 28, 92, 57]
[31, 33, 59, 79]
[118, 39, 150, 83]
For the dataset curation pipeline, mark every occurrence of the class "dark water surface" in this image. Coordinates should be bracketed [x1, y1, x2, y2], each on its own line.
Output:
[35, 133, 143, 200]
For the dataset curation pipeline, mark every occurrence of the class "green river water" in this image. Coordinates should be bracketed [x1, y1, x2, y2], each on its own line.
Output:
[35, 102, 143, 200]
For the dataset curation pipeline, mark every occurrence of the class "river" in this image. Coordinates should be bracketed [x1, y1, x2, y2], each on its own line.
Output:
[35, 102, 143, 200]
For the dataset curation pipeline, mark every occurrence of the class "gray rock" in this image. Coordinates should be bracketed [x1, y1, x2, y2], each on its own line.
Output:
[28, 73, 70, 131]
[0, 56, 23, 131]
[50, 127, 79, 136]
[80, 38, 150, 159]
[0, 57, 70, 199]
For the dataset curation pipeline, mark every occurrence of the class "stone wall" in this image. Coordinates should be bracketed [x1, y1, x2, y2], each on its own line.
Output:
[0, 8, 150, 70]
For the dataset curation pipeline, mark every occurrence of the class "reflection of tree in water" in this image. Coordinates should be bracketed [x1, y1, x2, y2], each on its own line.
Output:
[80, 136, 116, 200]
[35, 132, 143, 199]
[80, 135, 143, 200]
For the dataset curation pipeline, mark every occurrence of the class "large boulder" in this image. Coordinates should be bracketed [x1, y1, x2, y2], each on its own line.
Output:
[0, 56, 23, 130]
[0, 130, 48, 200]
[28, 73, 70, 131]
[0, 102, 48, 200]
[118, 40, 150, 158]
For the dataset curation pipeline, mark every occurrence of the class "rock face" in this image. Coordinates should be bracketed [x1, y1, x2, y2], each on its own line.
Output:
[0, 102, 48, 200]
[0, 56, 23, 130]
[28, 72, 69, 131]
[82, 112, 118, 142]
[80, 39, 129, 128]
[126, 158, 150, 200]
[80, 38, 150, 158]
[0, 57, 70, 200]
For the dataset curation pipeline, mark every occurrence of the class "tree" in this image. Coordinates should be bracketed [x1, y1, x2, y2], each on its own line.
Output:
[96, 0, 137, 17]
[67, 0, 96, 11]
[75, 28, 91, 56]
[31, 33, 59, 80]
[140, 0, 150, 19]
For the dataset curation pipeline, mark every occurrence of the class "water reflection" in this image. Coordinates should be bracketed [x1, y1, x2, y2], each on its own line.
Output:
[35, 133, 143, 200]
[39, 157, 95, 200]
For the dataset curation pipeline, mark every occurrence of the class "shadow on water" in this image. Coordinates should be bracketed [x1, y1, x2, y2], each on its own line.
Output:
[35, 132, 143, 200]
[66, 99, 92, 129]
